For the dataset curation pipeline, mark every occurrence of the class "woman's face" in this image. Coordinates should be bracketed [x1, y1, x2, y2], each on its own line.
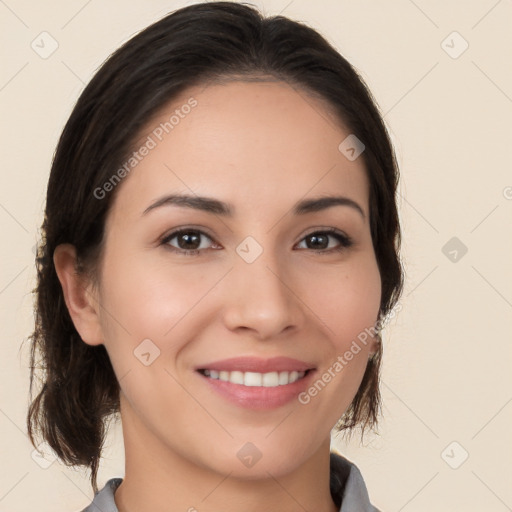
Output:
[92, 80, 381, 478]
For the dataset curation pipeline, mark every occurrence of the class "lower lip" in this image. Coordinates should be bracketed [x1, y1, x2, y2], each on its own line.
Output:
[198, 370, 316, 410]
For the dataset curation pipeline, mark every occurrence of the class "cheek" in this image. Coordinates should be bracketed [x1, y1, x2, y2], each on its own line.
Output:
[305, 254, 381, 350]
[96, 251, 234, 392]
[99, 253, 216, 340]
[295, 257, 380, 422]
[96, 257, 209, 414]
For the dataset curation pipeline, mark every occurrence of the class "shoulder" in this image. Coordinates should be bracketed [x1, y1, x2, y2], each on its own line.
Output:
[79, 478, 123, 512]
[330, 451, 382, 512]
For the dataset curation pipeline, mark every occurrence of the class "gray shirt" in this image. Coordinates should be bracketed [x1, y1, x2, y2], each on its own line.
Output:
[81, 452, 381, 512]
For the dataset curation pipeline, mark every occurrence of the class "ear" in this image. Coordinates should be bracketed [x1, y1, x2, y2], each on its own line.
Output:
[53, 243, 104, 346]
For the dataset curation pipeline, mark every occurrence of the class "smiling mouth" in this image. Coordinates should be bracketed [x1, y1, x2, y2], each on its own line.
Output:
[197, 369, 312, 387]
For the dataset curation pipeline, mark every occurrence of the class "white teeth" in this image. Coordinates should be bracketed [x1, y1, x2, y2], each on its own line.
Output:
[244, 372, 262, 386]
[230, 371, 244, 385]
[278, 371, 289, 385]
[202, 369, 307, 387]
[262, 371, 279, 387]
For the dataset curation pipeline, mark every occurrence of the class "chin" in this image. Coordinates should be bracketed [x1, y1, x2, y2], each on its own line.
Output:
[194, 437, 316, 480]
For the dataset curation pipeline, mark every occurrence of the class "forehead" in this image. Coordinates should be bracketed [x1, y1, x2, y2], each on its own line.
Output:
[108, 80, 369, 222]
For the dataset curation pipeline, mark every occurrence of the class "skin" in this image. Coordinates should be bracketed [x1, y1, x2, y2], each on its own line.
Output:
[54, 80, 381, 512]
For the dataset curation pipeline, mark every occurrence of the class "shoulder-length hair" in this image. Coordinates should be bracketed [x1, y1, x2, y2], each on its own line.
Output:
[27, 1, 403, 492]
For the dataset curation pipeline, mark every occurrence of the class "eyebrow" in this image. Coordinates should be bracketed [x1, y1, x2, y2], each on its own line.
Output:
[142, 193, 365, 220]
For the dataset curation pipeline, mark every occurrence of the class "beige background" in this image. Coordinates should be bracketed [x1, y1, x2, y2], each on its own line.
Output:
[1, 0, 511, 510]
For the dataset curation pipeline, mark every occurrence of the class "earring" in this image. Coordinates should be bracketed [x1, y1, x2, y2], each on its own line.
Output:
[368, 331, 382, 360]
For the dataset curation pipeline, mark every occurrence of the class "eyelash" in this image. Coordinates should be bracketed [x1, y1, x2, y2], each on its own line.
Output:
[160, 227, 353, 256]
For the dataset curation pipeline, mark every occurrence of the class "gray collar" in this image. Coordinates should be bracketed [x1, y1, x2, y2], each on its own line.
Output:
[81, 452, 380, 512]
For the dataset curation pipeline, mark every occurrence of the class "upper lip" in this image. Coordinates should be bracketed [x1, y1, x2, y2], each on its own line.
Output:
[196, 356, 315, 373]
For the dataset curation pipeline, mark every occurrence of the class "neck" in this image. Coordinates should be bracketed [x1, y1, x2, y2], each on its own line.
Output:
[114, 400, 338, 512]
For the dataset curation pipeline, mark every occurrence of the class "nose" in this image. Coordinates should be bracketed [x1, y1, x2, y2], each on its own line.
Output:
[220, 254, 304, 340]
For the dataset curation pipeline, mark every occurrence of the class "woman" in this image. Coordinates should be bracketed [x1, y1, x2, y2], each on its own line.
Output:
[27, 2, 403, 511]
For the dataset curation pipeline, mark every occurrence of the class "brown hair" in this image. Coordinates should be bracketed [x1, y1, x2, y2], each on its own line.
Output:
[27, 1, 403, 492]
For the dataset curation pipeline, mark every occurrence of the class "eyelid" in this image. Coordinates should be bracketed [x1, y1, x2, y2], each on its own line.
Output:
[160, 225, 350, 241]
[160, 226, 219, 250]
[160, 225, 353, 256]
[297, 226, 353, 249]
[299, 226, 350, 241]
[160, 225, 216, 242]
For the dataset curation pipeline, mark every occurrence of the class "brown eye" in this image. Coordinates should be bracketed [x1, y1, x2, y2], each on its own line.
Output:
[297, 229, 353, 253]
[161, 229, 217, 255]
